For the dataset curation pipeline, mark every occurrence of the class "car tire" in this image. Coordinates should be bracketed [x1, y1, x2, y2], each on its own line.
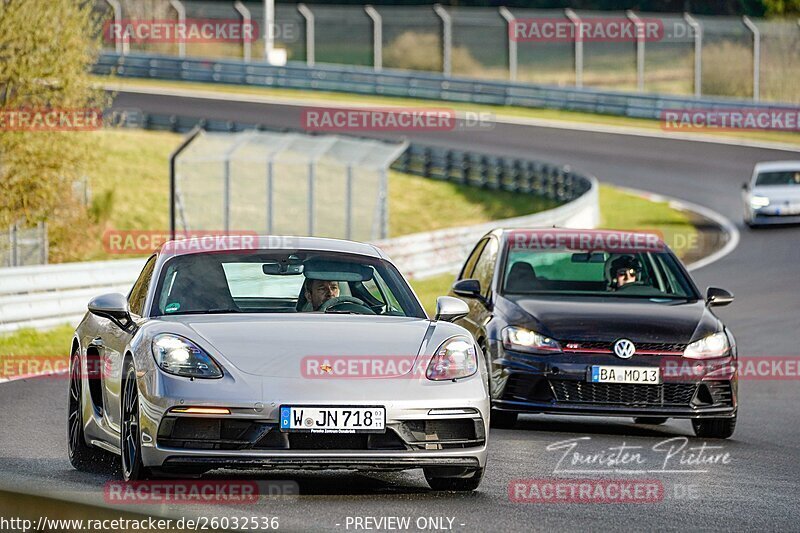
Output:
[121, 360, 151, 481]
[67, 352, 114, 472]
[633, 417, 668, 425]
[691, 415, 737, 439]
[490, 409, 518, 429]
[424, 467, 484, 492]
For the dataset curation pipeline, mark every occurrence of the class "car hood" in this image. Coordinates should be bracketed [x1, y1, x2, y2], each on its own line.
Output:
[161, 314, 432, 378]
[500, 296, 718, 344]
[751, 185, 800, 201]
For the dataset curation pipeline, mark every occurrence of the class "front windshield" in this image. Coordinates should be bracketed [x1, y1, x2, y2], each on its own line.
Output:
[502, 248, 698, 299]
[755, 170, 800, 186]
[151, 251, 426, 318]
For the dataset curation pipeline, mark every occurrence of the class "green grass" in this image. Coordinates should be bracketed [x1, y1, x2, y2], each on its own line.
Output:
[0, 325, 75, 358]
[104, 77, 800, 147]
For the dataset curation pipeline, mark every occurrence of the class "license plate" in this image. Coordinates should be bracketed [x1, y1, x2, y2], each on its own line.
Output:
[279, 406, 385, 433]
[590, 366, 661, 384]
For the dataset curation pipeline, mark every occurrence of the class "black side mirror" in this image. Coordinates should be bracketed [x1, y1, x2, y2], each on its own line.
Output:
[452, 279, 482, 299]
[88, 293, 133, 328]
[742, 182, 749, 190]
[706, 287, 734, 307]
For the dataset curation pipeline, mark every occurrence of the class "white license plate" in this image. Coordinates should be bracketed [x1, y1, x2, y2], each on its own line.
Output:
[280, 406, 385, 433]
[590, 366, 661, 384]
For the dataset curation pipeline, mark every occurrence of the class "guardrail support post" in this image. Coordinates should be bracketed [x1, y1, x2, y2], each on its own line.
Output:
[103, 0, 124, 55]
[743, 16, 760, 102]
[365, 6, 382, 72]
[39, 221, 47, 265]
[433, 4, 452, 77]
[684, 13, 702, 97]
[168, 0, 186, 58]
[307, 162, 315, 234]
[346, 165, 354, 239]
[298, 4, 315, 67]
[499, 7, 517, 81]
[565, 9, 583, 88]
[626, 10, 645, 92]
[234, 1, 252, 63]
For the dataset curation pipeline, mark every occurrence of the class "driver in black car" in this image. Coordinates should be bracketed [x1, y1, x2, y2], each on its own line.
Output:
[609, 255, 641, 290]
[302, 279, 340, 311]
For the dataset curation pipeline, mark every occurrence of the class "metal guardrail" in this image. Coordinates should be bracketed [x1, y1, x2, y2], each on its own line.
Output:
[96, 52, 799, 121]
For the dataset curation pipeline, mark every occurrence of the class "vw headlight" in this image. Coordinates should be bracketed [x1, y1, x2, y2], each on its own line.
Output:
[749, 195, 770, 209]
[502, 326, 561, 353]
[683, 332, 730, 359]
[426, 337, 478, 381]
[152, 334, 223, 378]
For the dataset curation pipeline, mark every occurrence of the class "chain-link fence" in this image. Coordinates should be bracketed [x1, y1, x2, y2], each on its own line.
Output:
[173, 130, 407, 241]
[96, 1, 800, 103]
[0, 222, 48, 267]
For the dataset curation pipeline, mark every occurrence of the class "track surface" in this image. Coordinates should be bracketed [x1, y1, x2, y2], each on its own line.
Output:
[1, 91, 799, 531]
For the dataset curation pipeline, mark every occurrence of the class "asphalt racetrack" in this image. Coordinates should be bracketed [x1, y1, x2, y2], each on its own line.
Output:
[1, 90, 798, 531]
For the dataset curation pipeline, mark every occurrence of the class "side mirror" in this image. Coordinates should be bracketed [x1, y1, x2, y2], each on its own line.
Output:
[742, 182, 748, 190]
[88, 293, 132, 327]
[452, 278, 482, 299]
[706, 287, 734, 307]
[434, 296, 470, 322]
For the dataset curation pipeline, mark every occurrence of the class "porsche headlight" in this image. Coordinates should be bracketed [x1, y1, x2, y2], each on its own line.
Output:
[426, 337, 478, 381]
[749, 195, 770, 209]
[683, 332, 730, 360]
[152, 334, 223, 378]
[502, 326, 561, 353]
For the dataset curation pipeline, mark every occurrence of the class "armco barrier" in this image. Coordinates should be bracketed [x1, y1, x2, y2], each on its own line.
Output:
[96, 52, 798, 120]
[0, 180, 597, 333]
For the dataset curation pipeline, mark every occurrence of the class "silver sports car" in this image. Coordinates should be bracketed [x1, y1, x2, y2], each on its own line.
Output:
[68, 236, 489, 491]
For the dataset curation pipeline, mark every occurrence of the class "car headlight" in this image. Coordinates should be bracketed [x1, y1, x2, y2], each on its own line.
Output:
[502, 326, 561, 353]
[749, 195, 770, 209]
[426, 337, 478, 381]
[152, 334, 223, 378]
[683, 332, 730, 359]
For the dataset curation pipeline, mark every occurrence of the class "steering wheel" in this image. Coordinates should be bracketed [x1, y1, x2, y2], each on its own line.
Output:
[318, 296, 375, 315]
[614, 281, 647, 292]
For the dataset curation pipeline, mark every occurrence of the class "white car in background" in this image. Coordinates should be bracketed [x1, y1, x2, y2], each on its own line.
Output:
[743, 161, 800, 227]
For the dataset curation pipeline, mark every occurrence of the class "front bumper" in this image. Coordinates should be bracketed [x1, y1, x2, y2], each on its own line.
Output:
[137, 370, 489, 472]
[491, 348, 737, 419]
[747, 207, 800, 225]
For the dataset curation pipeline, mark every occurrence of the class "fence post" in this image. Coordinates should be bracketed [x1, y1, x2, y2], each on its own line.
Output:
[626, 10, 645, 92]
[103, 0, 124, 55]
[380, 168, 388, 240]
[169, 125, 204, 239]
[297, 4, 315, 67]
[168, 0, 186, 58]
[10, 224, 18, 267]
[234, 1, 252, 63]
[499, 7, 518, 81]
[307, 162, 315, 235]
[346, 165, 354, 239]
[684, 13, 702, 97]
[565, 9, 583, 88]
[742, 16, 760, 102]
[365, 5, 382, 72]
[39, 222, 47, 265]
[433, 4, 452, 77]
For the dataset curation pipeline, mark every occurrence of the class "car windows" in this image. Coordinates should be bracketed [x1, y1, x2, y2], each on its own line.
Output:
[472, 238, 499, 296]
[152, 251, 426, 318]
[502, 249, 695, 299]
[459, 239, 488, 280]
[755, 171, 800, 186]
[128, 255, 156, 316]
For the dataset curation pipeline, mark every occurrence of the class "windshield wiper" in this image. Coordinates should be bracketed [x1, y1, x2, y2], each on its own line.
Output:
[165, 308, 241, 316]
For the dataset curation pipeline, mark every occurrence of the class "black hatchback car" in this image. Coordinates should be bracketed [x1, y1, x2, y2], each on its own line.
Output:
[450, 229, 738, 439]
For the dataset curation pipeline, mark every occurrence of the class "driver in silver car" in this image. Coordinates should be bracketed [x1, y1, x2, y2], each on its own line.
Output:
[302, 279, 340, 311]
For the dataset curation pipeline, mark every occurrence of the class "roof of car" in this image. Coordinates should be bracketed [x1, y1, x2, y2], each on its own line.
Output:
[753, 161, 800, 173]
[156, 235, 387, 259]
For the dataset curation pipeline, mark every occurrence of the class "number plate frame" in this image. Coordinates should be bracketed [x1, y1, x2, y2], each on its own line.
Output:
[279, 405, 386, 434]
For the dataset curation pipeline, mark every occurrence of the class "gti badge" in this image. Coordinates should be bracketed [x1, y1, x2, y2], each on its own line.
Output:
[613, 339, 636, 359]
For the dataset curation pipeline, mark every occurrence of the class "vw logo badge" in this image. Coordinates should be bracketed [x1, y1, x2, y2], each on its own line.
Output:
[613, 339, 636, 359]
